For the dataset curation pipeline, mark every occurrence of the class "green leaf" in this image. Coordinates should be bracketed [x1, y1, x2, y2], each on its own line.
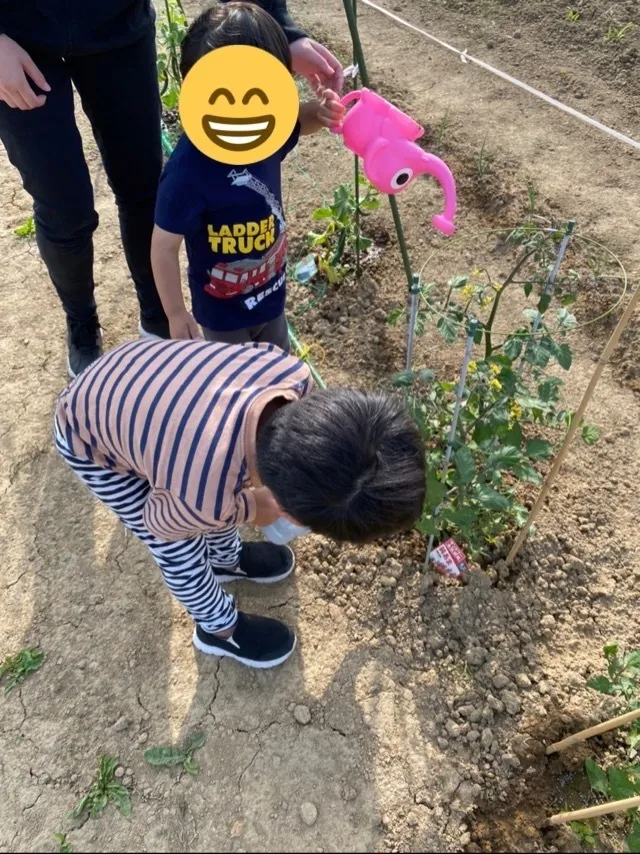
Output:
[473, 421, 494, 444]
[604, 642, 619, 659]
[486, 445, 523, 472]
[624, 651, 640, 670]
[69, 794, 91, 820]
[514, 462, 543, 484]
[454, 447, 476, 485]
[387, 306, 405, 326]
[523, 281, 533, 298]
[586, 675, 614, 694]
[144, 746, 186, 767]
[557, 307, 577, 329]
[444, 507, 478, 530]
[553, 341, 572, 370]
[525, 438, 554, 461]
[608, 767, 638, 800]
[110, 786, 132, 817]
[311, 206, 333, 220]
[581, 425, 600, 445]
[503, 422, 523, 449]
[503, 336, 523, 361]
[538, 376, 563, 402]
[626, 820, 640, 854]
[90, 793, 108, 817]
[185, 731, 206, 752]
[585, 758, 609, 796]
[537, 293, 552, 313]
[392, 369, 417, 387]
[561, 293, 578, 306]
[448, 275, 469, 289]
[416, 515, 438, 537]
[475, 483, 510, 511]
[523, 340, 551, 369]
[183, 756, 199, 776]
[437, 314, 459, 344]
[426, 469, 447, 508]
[418, 369, 435, 384]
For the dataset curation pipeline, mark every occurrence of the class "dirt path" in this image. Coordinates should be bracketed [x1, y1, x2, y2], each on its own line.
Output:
[1, 1, 639, 852]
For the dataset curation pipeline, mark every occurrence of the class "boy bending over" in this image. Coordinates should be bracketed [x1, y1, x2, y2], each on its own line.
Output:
[55, 340, 425, 669]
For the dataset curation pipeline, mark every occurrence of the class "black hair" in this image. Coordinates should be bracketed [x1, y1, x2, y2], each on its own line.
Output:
[180, 1, 292, 79]
[257, 389, 426, 544]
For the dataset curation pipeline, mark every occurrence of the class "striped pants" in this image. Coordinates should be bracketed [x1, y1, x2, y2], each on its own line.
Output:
[55, 427, 239, 633]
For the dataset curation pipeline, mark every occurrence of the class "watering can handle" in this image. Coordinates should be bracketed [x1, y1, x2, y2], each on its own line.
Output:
[330, 89, 363, 135]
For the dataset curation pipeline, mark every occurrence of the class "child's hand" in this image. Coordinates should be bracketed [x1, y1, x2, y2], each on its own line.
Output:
[252, 486, 281, 527]
[317, 89, 345, 129]
[169, 309, 202, 340]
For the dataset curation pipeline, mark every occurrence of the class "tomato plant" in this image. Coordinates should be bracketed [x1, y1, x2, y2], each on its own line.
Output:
[390, 222, 600, 558]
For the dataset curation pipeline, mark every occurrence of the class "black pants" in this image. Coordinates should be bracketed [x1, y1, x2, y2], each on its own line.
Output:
[0, 31, 166, 324]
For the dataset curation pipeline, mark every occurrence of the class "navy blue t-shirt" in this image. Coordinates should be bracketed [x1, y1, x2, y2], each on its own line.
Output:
[155, 124, 300, 331]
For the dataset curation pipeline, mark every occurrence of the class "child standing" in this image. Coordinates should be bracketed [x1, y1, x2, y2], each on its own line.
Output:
[150, 2, 344, 350]
[55, 338, 426, 669]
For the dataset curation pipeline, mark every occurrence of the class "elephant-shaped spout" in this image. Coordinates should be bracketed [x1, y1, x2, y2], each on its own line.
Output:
[360, 138, 457, 235]
[332, 88, 457, 235]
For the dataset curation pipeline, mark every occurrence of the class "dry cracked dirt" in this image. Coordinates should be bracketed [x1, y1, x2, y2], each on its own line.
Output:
[1, 0, 639, 852]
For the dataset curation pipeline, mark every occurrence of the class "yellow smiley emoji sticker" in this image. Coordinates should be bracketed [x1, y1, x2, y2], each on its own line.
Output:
[179, 44, 300, 165]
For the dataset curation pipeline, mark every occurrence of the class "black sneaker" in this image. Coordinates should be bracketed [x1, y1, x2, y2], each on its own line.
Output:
[193, 611, 296, 669]
[213, 541, 295, 584]
[67, 316, 103, 378]
[139, 315, 171, 340]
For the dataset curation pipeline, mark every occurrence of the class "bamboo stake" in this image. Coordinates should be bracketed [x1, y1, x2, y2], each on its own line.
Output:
[547, 795, 640, 826]
[546, 707, 640, 755]
[506, 283, 640, 565]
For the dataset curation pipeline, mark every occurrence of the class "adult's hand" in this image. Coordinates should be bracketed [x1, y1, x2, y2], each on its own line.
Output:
[290, 37, 343, 93]
[0, 34, 50, 110]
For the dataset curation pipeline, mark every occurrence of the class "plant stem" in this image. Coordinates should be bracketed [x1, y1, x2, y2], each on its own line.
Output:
[352, 0, 361, 278]
[484, 246, 539, 358]
[341, 0, 414, 292]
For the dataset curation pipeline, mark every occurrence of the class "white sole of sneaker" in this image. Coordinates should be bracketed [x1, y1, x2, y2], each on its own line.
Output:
[214, 547, 296, 584]
[192, 628, 297, 669]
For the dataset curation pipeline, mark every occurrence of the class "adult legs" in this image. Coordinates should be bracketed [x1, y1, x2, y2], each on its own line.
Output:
[68, 31, 168, 332]
[0, 51, 99, 323]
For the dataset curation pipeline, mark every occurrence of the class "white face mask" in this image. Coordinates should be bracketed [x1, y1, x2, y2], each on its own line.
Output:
[260, 517, 311, 545]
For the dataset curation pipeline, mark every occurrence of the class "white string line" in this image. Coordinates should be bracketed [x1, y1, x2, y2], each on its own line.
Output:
[358, 0, 640, 152]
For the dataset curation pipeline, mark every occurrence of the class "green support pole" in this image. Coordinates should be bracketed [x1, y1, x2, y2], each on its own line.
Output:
[353, 0, 361, 279]
[341, 0, 414, 292]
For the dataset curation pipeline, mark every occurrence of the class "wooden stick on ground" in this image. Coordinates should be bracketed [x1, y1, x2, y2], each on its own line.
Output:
[507, 283, 640, 565]
[546, 707, 640, 755]
[547, 795, 640, 826]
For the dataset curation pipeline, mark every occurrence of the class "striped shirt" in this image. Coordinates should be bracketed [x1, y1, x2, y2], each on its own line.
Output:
[55, 339, 312, 541]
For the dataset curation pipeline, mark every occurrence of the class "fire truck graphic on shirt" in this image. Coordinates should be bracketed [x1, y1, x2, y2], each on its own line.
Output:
[204, 168, 287, 302]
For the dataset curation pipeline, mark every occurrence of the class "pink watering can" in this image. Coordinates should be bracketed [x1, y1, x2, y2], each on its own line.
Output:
[331, 88, 457, 236]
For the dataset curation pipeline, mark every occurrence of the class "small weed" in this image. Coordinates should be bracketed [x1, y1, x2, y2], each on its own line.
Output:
[605, 22, 635, 42]
[306, 176, 380, 283]
[53, 832, 72, 853]
[581, 644, 640, 851]
[474, 135, 494, 179]
[157, 0, 187, 111]
[0, 648, 45, 695]
[14, 215, 35, 239]
[570, 820, 597, 848]
[70, 756, 131, 820]
[566, 8, 581, 22]
[145, 730, 206, 776]
[434, 109, 450, 150]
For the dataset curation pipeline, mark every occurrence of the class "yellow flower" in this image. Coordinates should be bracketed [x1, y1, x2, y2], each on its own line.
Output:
[480, 295, 493, 309]
[467, 361, 478, 374]
[489, 378, 502, 391]
[472, 267, 483, 279]
[489, 363, 501, 376]
[460, 284, 475, 301]
[509, 402, 523, 421]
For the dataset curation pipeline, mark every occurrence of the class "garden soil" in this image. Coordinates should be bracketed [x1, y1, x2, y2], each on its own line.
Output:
[1, 1, 639, 852]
